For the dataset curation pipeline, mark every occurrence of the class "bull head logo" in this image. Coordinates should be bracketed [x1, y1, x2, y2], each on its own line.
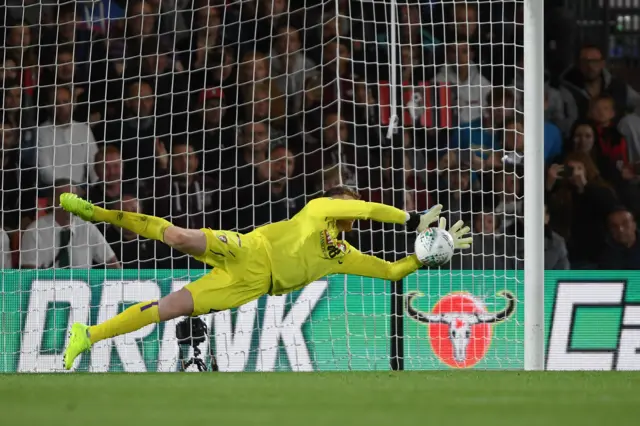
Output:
[406, 290, 516, 367]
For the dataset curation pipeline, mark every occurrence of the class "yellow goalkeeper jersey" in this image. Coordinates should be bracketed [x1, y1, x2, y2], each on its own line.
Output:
[251, 198, 422, 296]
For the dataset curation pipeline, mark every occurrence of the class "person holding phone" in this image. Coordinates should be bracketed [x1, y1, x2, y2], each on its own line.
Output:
[547, 152, 619, 268]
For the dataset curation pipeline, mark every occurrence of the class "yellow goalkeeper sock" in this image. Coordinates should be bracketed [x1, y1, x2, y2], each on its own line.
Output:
[93, 207, 172, 242]
[88, 301, 160, 344]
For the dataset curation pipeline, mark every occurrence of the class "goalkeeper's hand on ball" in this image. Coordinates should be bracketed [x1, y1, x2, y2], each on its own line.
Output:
[438, 217, 472, 250]
[406, 204, 443, 233]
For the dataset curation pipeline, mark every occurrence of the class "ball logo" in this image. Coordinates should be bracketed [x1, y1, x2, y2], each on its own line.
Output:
[405, 290, 515, 368]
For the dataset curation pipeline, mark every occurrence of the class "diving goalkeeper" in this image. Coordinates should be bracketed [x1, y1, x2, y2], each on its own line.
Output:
[60, 186, 471, 370]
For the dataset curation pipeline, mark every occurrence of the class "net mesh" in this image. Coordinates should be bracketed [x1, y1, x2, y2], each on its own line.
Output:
[1, 0, 524, 372]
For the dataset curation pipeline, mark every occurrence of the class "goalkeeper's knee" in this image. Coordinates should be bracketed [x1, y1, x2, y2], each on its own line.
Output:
[163, 227, 207, 257]
[158, 288, 195, 322]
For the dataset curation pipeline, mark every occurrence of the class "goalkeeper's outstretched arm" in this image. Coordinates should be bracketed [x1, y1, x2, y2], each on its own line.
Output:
[308, 198, 441, 232]
[334, 247, 423, 282]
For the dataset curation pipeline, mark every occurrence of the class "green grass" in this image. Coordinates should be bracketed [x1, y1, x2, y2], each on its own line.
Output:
[0, 372, 638, 426]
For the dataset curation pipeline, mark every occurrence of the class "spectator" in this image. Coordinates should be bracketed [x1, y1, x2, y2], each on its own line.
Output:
[21, 181, 119, 269]
[547, 151, 618, 268]
[124, 0, 159, 57]
[189, 87, 236, 181]
[589, 95, 630, 172]
[238, 50, 271, 85]
[322, 40, 357, 110]
[399, 3, 437, 64]
[222, 121, 271, 190]
[151, 140, 215, 270]
[600, 207, 640, 270]
[184, 28, 220, 74]
[561, 44, 640, 121]
[40, 46, 94, 124]
[87, 145, 133, 210]
[619, 112, 640, 165]
[451, 210, 520, 270]
[353, 77, 380, 129]
[272, 25, 315, 113]
[544, 203, 570, 270]
[499, 117, 524, 169]
[2, 85, 23, 130]
[450, 88, 515, 168]
[544, 92, 563, 164]
[41, 3, 92, 67]
[545, 82, 579, 138]
[128, 37, 187, 95]
[155, 141, 217, 232]
[310, 112, 359, 185]
[188, 1, 223, 46]
[436, 40, 491, 125]
[105, 194, 160, 269]
[230, 142, 299, 233]
[0, 122, 36, 231]
[43, 45, 80, 87]
[241, 0, 290, 53]
[206, 46, 237, 97]
[239, 80, 286, 130]
[5, 19, 39, 71]
[1, 58, 19, 88]
[102, 80, 168, 182]
[492, 168, 524, 237]
[433, 164, 473, 224]
[36, 86, 100, 187]
[564, 120, 625, 185]
[320, 165, 343, 194]
[493, 115, 556, 170]
[300, 70, 324, 145]
[400, 45, 430, 86]
[450, 2, 479, 42]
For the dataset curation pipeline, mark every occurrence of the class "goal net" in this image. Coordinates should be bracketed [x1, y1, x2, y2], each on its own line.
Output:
[1, 0, 525, 372]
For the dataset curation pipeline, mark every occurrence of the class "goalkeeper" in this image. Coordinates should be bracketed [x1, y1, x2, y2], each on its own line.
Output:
[60, 186, 471, 370]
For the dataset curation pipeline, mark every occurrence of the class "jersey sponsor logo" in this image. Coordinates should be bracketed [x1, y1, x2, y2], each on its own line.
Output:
[406, 290, 515, 368]
[320, 230, 348, 260]
[327, 245, 342, 259]
[324, 230, 334, 246]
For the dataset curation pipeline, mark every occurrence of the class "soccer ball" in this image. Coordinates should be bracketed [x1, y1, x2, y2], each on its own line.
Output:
[414, 227, 455, 267]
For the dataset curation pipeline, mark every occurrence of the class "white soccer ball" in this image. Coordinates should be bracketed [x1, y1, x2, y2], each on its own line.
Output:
[414, 227, 455, 267]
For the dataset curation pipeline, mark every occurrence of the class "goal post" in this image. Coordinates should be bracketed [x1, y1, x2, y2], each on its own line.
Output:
[523, 0, 545, 371]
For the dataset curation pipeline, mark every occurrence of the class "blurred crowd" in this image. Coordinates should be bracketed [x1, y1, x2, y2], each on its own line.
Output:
[1, 0, 640, 271]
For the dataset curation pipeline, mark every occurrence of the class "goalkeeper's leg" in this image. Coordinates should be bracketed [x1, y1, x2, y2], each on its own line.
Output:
[60, 192, 211, 369]
[63, 268, 268, 370]
[59, 192, 207, 257]
[63, 286, 196, 370]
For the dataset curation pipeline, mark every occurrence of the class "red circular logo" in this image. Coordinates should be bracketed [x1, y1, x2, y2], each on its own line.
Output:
[427, 293, 492, 368]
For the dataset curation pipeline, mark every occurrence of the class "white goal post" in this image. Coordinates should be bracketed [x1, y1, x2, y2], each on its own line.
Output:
[0, 0, 545, 372]
[523, 0, 545, 371]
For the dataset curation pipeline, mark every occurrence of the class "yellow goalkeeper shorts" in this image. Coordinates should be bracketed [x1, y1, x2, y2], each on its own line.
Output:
[185, 229, 272, 315]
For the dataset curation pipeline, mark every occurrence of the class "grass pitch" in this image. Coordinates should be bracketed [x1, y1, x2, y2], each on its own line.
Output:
[0, 372, 638, 426]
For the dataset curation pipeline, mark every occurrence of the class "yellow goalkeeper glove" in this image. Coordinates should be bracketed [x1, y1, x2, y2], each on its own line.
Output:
[438, 217, 473, 250]
[406, 204, 443, 233]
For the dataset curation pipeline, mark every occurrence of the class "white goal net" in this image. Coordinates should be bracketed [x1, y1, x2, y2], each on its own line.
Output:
[1, 0, 525, 372]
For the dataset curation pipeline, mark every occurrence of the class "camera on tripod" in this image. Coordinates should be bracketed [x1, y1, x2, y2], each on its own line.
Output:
[175, 317, 218, 372]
